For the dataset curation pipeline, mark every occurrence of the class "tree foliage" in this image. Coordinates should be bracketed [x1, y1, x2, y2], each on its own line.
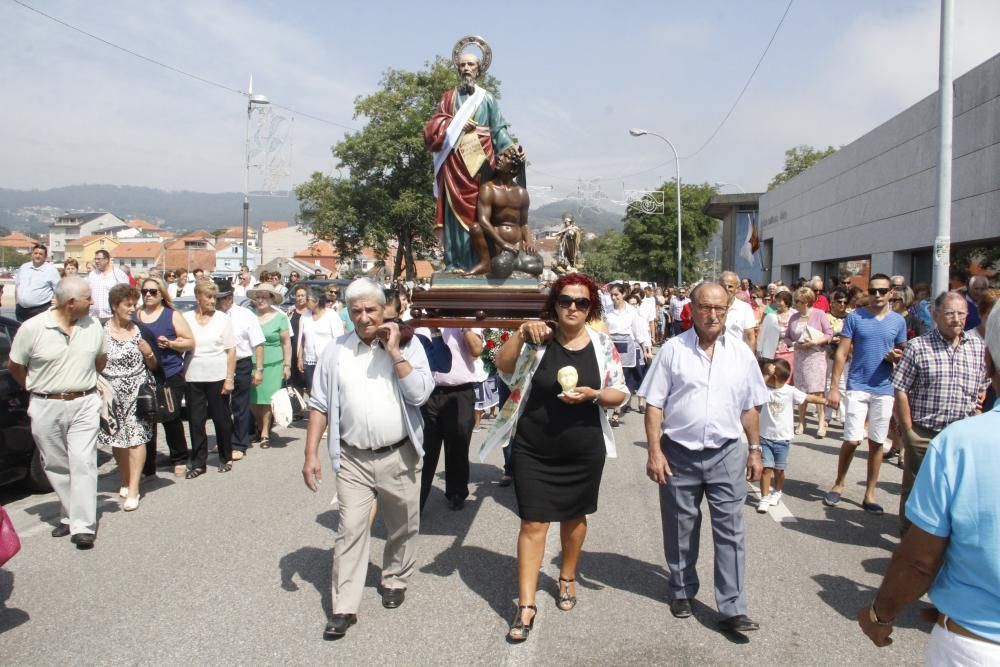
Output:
[584, 181, 719, 285]
[768, 145, 838, 190]
[295, 58, 500, 279]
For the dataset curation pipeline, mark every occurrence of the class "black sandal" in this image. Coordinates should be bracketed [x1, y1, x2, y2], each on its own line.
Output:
[507, 604, 536, 642]
[218, 462, 232, 473]
[557, 577, 577, 611]
[185, 467, 207, 480]
[260, 438, 270, 449]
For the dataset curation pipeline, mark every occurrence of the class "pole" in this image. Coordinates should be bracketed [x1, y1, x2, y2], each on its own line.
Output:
[674, 151, 682, 287]
[932, 0, 953, 297]
[242, 86, 251, 268]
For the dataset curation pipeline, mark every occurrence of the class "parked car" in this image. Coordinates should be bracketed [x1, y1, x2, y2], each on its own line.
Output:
[281, 279, 350, 308]
[0, 316, 50, 492]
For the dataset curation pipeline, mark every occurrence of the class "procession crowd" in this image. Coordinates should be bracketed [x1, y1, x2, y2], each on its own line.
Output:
[8, 240, 999, 663]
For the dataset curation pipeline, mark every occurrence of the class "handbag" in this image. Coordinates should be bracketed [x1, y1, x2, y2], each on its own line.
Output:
[135, 372, 180, 423]
[271, 386, 294, 428]
[0, 505, 22, 567]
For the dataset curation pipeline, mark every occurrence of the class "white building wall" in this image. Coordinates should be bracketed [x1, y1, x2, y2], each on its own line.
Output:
[261, 225, 313, 264]
[760, 52, 1000, 283]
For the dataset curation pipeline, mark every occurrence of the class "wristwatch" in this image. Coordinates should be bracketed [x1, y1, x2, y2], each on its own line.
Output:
[748, 444, 763, 453]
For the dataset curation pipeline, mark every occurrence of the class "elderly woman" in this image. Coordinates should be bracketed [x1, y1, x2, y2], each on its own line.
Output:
[288, 284, 310, 391]
[757, 290, 793, 359]
[605, 282, 651, 426]
[785, 287, 833, 436]
[135, 276, 195, 477]
[62, 258, 79, 277]
[481, 273, 628, 643]
[183, 280, 236, 477]
[99, 284, 158, 510]
[249, 283, 292, 447]
[297, 287, 344, 390]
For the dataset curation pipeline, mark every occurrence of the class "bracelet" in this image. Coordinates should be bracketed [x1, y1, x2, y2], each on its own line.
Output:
[869, 603, 893, 626]
[255, 368, 263, 373]
[592, 390, 601, 405]
[393, 357, 408, 366]
[748, 444, 762, 452]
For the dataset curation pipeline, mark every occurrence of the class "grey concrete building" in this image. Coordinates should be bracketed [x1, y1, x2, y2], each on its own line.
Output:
[759, 52, 1000, 287]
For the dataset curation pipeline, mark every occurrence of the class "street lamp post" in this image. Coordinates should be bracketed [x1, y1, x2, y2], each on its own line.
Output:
[243, 77, 270, 268]
[630, 128, 683, 286]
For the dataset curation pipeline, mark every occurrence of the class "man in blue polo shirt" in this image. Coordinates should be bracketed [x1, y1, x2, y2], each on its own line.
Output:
[857, 305, 1000, 663]
[824, 274, 907, 514]
[14, 244, 61, 322]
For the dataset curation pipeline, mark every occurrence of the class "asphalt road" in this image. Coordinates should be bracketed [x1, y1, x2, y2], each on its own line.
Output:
[0, 408, 930, 665]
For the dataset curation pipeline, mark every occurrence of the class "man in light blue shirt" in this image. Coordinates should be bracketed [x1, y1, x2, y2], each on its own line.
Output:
[858, 305, 1000, 662]
[14, 244, 61, 322]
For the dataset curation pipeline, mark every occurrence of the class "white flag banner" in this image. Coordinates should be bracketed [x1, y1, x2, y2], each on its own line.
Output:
[248, 107, 293, 197]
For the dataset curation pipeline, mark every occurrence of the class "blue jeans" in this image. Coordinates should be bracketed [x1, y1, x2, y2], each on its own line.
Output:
[760, 437, 790, 470]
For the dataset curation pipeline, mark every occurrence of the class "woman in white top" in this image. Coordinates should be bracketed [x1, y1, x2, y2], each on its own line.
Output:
[183, 280, 236, 477]
[296, 287, 344, 391]
[604, 283, 652, 426]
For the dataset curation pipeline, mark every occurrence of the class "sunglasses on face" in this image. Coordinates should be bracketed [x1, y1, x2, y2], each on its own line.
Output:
[868, 287, 891, 296]
[833, 299, 848, 304]
[556, 295, 591, 310]
[140, 288, 160, 296]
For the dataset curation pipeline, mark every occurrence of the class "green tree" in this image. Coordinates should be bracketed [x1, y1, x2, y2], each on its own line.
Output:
[580, 229, 629, 284]
[295, 57, 501, 280]
[617, 180, 720, 285]
[768, 145, 838, 190]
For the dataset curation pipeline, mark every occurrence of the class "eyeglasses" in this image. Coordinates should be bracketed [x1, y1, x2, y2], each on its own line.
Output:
[140, 288, 160, 296]
[868, 287, 891, 296]
[833, 299, 848, 304]
[556, 295, 591, 310]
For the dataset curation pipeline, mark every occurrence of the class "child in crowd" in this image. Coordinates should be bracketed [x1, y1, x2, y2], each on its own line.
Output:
[757, 358, 828, 514]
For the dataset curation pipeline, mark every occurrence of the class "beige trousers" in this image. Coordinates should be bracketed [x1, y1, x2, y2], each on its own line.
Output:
[332, 443, 422, 614]
[28, 394, 101, 535]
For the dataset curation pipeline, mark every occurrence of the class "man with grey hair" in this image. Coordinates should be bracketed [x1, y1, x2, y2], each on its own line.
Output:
[8, 277, 106, 549]
[302, 277, 434, 639]
[858, 304, 1000, 662]
[891, 291, 986, 533]
[719, 271, 757, 351]
[810, 276, 830, 312]
[966, 274, 989, 331]
[640, 281, 770, 633]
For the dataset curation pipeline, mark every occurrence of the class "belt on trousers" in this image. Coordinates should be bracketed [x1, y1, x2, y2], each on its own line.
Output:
[31, 387, 97, 401]
[937, 615, 1000, 646]
[343, 437, 409, 455]
[434, 383, 474, 393]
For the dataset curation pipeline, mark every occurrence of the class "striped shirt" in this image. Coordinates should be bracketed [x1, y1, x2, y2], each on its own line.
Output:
[891, 328, 987, 431]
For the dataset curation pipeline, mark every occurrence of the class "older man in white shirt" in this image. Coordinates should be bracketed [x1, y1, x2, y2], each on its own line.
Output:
[302, 278, 434, 640]
[215, 280, 265, 461]
[640, 281, 769, 634]
[720, 271, 758, 351]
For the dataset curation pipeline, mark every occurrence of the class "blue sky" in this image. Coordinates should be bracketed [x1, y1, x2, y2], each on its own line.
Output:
[2, 0, 998, 207]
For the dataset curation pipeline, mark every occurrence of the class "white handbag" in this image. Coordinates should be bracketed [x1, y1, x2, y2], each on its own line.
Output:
[270, 387, 293, 428]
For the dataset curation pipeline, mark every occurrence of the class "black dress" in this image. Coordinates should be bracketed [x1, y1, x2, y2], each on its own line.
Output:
[511, 340, 606, 521]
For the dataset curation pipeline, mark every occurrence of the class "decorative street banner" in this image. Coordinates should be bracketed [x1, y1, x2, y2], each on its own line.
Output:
[248, 107, 293, 197]
[734, 209, 764, 285]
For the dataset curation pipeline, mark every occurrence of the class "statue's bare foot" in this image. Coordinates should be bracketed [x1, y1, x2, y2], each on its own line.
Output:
[463, 261, 492, 276]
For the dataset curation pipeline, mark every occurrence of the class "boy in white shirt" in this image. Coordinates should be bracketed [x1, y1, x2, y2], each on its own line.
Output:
[757, 358, 827, 513]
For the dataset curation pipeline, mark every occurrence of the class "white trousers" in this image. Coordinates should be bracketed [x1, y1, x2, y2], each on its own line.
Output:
[28, 394, 101, 535]
[927, 622, 1000, 666]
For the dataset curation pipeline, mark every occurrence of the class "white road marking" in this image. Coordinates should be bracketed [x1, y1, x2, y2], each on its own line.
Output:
[747, 482, 798, 523]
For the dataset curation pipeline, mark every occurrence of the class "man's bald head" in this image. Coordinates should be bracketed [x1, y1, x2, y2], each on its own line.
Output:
[969, 275, 990, 302]
[719, 272, 740, 304]
[54, 276, 89, 306]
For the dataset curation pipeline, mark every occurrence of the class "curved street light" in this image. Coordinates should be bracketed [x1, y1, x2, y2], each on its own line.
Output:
[629, 128, 683, 286]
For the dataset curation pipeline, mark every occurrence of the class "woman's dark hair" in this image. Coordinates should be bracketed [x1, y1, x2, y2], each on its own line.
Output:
[109, 283, 140, 310]
[830, 288, 849, 304]
[774, 291, 792, 307]
[383, 289, 403, 314]
[542, 273, 603, 322]
[308, 287, 327, 308]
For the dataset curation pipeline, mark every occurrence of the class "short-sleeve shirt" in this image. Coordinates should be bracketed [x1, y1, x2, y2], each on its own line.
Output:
[760, 383, 808, 441]
[840, 309, 907, 395]
[183, 310, 235, 382]
[227, 304, 265, 360]
[905, 403, 1000, 643]
[726, 298, 757, 340]
[14, 261, 61, 308]
[639, 329, 770, 450]
[9, 310, 104, 393]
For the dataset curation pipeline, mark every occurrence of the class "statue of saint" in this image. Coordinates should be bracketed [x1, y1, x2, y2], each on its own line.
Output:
[424, 36, 525, 273]
[471, 150, 542, 278]
[556, 214, 582, 269]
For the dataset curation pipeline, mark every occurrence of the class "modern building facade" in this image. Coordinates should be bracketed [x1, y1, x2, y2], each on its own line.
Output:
[759, 52, 1000, 288]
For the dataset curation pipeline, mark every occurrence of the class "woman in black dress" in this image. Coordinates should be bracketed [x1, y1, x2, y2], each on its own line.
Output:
[490, 273, 628, 642]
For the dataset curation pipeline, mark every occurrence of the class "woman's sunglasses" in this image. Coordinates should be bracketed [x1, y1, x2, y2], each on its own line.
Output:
[140, 288, 160, 296]
[556, 295, 591, 310]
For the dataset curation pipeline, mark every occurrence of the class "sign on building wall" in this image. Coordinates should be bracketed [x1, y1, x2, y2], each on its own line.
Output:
[734, 210, 764, 285]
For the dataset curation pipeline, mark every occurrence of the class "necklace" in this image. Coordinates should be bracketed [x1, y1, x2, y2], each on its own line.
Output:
[557, 328, 589, 351]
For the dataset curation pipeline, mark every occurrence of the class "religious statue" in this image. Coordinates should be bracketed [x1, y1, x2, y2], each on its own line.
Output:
[555, 213, 582, 270]
[473, 149, 542, 278]
[424, 35, 526, 274]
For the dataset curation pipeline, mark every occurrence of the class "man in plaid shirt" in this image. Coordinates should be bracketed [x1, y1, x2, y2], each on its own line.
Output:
[892, 291, 987, 533]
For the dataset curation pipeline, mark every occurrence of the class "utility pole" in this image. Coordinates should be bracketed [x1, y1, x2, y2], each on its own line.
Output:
[931, 0, 953, 296]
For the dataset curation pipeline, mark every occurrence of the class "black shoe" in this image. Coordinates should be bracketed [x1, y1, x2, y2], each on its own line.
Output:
[323, 614, 357, 640]
[70, 533, 95, 550]
[51, 523, 71, 538]
[669, 598, 693, 618]
[381, 587, 405, 609]
[719, 614, 760, 632]
[447, 496, 465, 511]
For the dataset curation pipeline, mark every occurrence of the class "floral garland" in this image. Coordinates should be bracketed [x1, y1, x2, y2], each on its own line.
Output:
[480, 327, 513, 376]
